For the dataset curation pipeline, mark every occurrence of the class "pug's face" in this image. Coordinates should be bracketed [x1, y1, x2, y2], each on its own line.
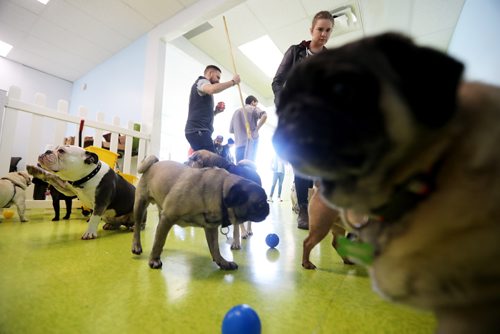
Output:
[224, 179, 269, 222]
[273, 33, 463, 213]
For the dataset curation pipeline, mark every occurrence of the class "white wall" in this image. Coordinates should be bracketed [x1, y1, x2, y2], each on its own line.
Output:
[0, 57, 73, 170]
[448, 0, 500, 85]
[0, 57, 73, 107]
[69, 35, 147, 139]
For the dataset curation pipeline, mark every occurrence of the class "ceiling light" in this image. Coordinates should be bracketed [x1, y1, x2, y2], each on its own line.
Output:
[37, 0, 50, 5]
[0, 40, 13, 57]
[331, 6, 358, 27]
[238, 35, 283, 79]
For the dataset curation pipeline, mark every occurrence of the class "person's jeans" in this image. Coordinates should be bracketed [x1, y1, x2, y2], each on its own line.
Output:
[235, 139, 259, 162]
[270, 172, 284, 198]
[295, 174, 313, 206]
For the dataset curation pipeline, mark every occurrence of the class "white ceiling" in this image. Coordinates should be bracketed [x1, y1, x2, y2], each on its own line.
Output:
[1, 0, 465, 103]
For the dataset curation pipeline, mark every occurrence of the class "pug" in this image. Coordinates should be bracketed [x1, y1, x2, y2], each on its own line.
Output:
[187, 149, 262, 249]
[0, 171, 31, 222]
[273, 32, 500, 333]
[131, 156, 269, 270]
[27, 145, 135, 239]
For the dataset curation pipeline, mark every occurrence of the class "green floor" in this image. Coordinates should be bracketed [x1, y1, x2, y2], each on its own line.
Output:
[0, 201, 436, 334]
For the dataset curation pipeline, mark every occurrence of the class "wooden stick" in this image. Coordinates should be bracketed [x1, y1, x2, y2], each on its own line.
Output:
[222, 16, 252, 159]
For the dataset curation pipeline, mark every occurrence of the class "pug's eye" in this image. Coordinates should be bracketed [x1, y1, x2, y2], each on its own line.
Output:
[330, 75, 358, 104]
[332, 81, 347, 96]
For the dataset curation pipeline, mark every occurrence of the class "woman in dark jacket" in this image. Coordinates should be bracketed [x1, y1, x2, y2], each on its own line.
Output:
[272, 10, 334, 229]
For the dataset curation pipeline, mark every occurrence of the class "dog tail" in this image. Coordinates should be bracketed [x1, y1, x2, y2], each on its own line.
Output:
[138, 155, 159, 174]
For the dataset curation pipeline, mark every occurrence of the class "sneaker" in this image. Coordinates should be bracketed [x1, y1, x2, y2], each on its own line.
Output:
[297, 205, 309, 230]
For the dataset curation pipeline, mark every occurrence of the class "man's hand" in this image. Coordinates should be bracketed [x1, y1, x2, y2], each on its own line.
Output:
[231, 74, 241, 85]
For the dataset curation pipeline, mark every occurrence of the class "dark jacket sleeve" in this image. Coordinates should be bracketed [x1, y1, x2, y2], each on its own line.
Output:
[272, 45, 296, 106]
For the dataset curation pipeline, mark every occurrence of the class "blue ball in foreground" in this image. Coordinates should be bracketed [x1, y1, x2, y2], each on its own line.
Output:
[222, 304, 261, 334]
[265, 233, 279, 248]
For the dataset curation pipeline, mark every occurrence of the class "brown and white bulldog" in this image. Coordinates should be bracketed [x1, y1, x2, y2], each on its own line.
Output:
[131, 156, 269, 270]
[27, 145, 135, 239]
[273, 33, 500, 333]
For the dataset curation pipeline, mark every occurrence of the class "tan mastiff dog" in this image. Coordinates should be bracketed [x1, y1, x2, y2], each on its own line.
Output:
[131, 156, 269, 270]
[187, 149, 263, 249]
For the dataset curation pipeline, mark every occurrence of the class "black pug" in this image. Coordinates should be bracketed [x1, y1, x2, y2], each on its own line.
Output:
[273, 32, 500, 333]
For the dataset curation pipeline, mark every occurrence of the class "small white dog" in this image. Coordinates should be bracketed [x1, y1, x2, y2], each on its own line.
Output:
[0, 171, 32, 222]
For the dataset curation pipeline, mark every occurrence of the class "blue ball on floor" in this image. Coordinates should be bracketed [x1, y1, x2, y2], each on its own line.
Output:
[222, 304, 261, 334]
[265, 233, 279, 248]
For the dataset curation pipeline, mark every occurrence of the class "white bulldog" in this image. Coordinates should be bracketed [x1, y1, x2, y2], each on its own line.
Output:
[27, 145, 135, 239]
[0, 171, 31, 222]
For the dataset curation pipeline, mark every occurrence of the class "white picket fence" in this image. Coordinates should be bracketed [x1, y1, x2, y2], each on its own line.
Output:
[0, 86, 151, 209]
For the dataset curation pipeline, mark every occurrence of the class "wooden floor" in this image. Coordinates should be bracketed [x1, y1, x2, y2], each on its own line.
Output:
[0, 202, 436, 333]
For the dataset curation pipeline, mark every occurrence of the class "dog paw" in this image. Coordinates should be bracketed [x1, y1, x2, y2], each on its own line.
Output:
[302, 261, 317, 270]
[241, 233, 249, 240]
[131, 244, 143, 255]
[230, 242, 241, 250]
[81, 232, 97, 240]
[218, 261, 238, 270]
[149, 259, 162, 269]
[102, 223, 119, 230]
[20, 218, 29, 223]
[52, 217, 60, 221]
[63, 215, 70, 220]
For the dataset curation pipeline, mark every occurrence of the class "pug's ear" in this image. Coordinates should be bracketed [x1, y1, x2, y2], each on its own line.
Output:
[224, 183, 249, 207]
[84, 152, 100, 165]
[374, 33, 464, 128]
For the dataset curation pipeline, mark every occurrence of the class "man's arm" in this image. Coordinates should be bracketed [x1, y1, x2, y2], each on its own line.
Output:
[201, 75, 240, 95]
[255, 112, 267, 132]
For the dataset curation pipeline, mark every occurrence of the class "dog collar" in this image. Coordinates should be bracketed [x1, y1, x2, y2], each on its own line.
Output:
[370, 157, 445, 223]
[68, 161, 102, 188]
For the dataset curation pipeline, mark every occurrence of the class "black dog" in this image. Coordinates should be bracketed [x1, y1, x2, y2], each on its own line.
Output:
[33, 177, 75, 221]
